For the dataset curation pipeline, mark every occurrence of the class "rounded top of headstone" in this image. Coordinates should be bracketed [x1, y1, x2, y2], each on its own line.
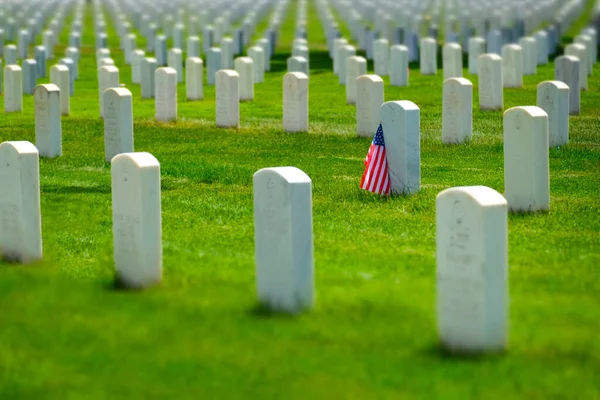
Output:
[504, 105, 548, 119]
[234, 56, 253, 64]
[285, 71, 308, 81]
[157, 67, 177, 75]
[537, 80, 569, 91]
[478, 53, 502, 61]
[99, 65, 119, 72]
[443, 42, 461, 50]
[390, 44, 409, 51]
[502, 44, 522, 51]
[169, 48, 183, 54]
[186, 56, 203, 63]
[357, 74, 384, 83]
[105, 87, 133, 97]
[0, 140, 39, 156]
[34, 83, 60, 93]
[437, 186, 507, 207]
[381, 100, 420, 112]
[253, 166, 311, 184]
[557, 54, 580, 63]
[443, 77, 473, 86]
[5, 65, 22, 71]
[111, 152, 159, 168]
[216, 69, 239, 78]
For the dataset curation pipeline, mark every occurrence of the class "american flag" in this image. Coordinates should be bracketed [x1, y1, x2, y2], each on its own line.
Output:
[360, 123, 390, 195]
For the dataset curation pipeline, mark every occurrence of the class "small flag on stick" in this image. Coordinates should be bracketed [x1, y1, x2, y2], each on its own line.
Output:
[360, 123, 390, 196]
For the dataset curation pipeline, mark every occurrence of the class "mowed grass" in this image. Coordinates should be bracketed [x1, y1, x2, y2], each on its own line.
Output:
[1, 0, 599, 398]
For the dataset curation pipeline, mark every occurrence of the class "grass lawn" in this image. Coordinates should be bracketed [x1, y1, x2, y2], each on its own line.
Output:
[1, 0, 599, 398]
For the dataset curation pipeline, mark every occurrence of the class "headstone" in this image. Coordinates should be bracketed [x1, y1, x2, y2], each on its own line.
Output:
[17, 29, 29, 59]
[346, 56, 367, 105]
[390, 45, 409, 87]
[207, 47, 222, 85]
[187, 36, 200, 58]
[111, 152, 162, 289]
[565, 44, 588, 90]
[501, 44, 523, 88]
[537, 81, 569, 147]
[98, 66, 120, 118]
[141, 57, 157, 99]
[356, 75, 384, 137]
[420, 37, 437, 75]
[131, 50, 145, 84]
[287, 56, 309, 75]
[555, 55, 580, 115]
[167, 48, 183, 83]
[4, 65, 22, 112]
[216, 69, 240, 128]
[468, 37, 486, 74]
[50, 65, 69, 115]
[154, 67, 177, 122]
[253, 166, 314, 314]
[65, 47, 79, 79]
[380, 101, 421, 195]
[518, 37, 537, 76]
[0, 141, 42, 263]
[575, 34, 595, 74]
[283, 72, 308, 133]
[248, 46, 265, 83]
[373, 39, 390, 76]
[59, 58, 75, 96]
[203, 25, 215, 54]
[442, 78, 472, 144]
[5, 44, 17, 65]
[34, 84, 61, 158]
[436, 185, 508, 354]
[443, 43, 463, 80]
[535, 31, 549, 65]
[234, 57, 254, 101]
[154, 35, 167, 66]
[34, 46, 46, 78]
[338, 45, 356, 84]
[43, 31, 53, 59]
[332, 38, 348, 75]
[185, 57, 204, 101]
[256, 38, 271, 72]
[22, 59, 37, 95]
[478, 54, 503, 111]
[221, 37, 234, 69]
[503, 106, 550, 212]
[486, 29, 502, 55]
[124, 34, 136, 64]
[104, 88, 133, 162]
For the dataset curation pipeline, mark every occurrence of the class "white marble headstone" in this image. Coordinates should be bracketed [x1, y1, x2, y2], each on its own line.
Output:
[518, 37, 537, 76]
[390, 45, 409, 86]
[346, 56, 367, 104]
[50, 64, 69, 115]
[141, 57, 157, 99]
[420, 37, 437, 75]
[207, 47, 222, 85]
[380, 101, 420, 195]
[555, 55, 580, 115]
[565, 44, 588, 90]
[501, 44, 523, 88]
[104, 88, 134, 162]
[536, 81, 569, 147]
[468, 37, 485, 74]
[478, 54, 503, 111]
[436, 185, 508, 354]
[503, 106, 550, 212]
[443, 43, 463, 80]
[131, 50, 145, 84]
[155, 67, 177, 122]
[373, 38, 390, 76]
[99, 65, 119, 118]
[4, 65, 22, 112]
[356, 74, 384, 137]
[248, 46, 264, 83]
[234, 57, 254, 101]
[185, 57, 204, 101]
[167, 48, 183, 83]
[34, 84, 61, 158]
[216, 69, 240, 128]
[442, 78, 472, 144]
[283, 72, 308, 133]
[253, 166, 314, 314]
[111, 152, 162, 289]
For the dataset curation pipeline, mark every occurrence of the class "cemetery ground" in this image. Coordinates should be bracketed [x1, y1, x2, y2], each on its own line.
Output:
[1, 1, 600, 398]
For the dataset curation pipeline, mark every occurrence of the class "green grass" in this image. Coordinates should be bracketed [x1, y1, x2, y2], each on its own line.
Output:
[1, 0, 600, 398]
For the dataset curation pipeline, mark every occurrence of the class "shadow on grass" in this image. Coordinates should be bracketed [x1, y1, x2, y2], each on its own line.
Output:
[43, 184, 112, 194]
[249, 302, 303, 319]
[106, 273, 162, 292]
[423, 342, 506, 362]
